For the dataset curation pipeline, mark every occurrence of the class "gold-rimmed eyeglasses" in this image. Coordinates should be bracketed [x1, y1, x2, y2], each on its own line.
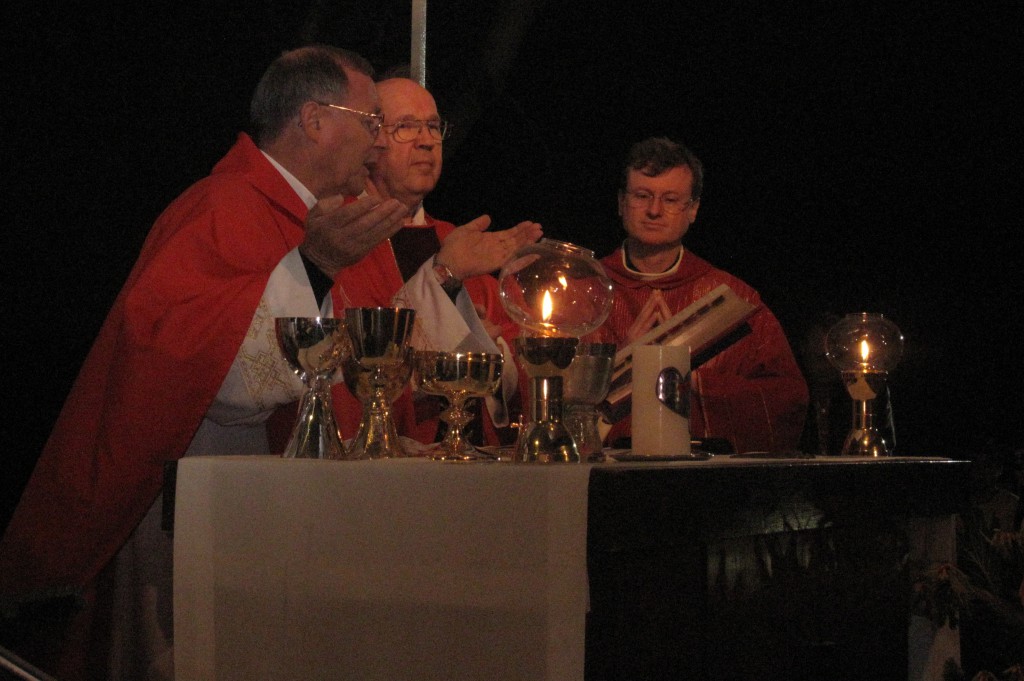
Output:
[382, 119, 451, 143]
[623, 190, 696, 215]
[315, 102, 385, 138]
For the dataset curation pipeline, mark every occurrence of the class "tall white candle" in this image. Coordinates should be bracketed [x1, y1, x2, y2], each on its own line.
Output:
[631, 345, 690, 457]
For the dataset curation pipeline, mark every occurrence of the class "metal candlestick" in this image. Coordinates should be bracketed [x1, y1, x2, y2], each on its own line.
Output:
[515, 376, 579, 463]
[513, 336, 580, 463]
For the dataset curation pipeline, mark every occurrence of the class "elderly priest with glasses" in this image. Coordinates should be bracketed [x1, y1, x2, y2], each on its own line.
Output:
[328, 74, 541, 446]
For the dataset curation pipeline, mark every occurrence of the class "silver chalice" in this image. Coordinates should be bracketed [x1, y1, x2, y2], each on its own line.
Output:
[275, 317, 352, 459]
[563, 342, 616, 461]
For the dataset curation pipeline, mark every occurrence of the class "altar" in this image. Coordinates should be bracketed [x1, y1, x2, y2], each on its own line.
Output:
[172, 455, 968, 680]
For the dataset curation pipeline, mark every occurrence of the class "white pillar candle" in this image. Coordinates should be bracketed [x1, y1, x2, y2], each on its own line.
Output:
[631, 345, 690, 457]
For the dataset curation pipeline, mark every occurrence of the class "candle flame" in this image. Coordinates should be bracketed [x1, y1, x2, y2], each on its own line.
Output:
[860, 339, 870, 362]
[542, 290, 554, 323]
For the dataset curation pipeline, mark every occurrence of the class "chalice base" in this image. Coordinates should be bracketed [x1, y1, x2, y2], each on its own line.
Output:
[564, 404, 605, 462]
[282, 383, 347, 460]
[348, 399, 408, 460]
[431, 401, 493, 462]
[840, 426, 891, 457]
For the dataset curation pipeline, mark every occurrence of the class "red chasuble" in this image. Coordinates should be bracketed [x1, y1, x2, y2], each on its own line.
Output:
[598, 247, 808, 453]
[0, 134, 344, 600]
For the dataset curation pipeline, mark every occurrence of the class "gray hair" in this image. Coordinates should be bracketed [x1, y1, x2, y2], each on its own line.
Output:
[250, 45, 375, 145]
[621, 136, 704, 201]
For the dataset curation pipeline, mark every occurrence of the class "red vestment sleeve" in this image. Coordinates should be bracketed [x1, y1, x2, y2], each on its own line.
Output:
[0, 134, 309, 598]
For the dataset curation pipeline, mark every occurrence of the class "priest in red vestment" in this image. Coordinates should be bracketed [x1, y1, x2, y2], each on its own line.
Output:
[337, 76, 538, 445]
[0, 46, 415, 681]
[598, 137, 808, 454]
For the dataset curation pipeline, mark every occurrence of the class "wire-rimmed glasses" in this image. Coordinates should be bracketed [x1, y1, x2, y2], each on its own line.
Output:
[622, 190, 696, 215]
[315, 102, 385, 138]
[382, 119, 451, 143]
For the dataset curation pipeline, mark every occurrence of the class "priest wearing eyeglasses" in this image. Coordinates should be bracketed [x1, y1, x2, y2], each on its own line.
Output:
[329, 75, 541, 445]
[598, 136, 808, 454]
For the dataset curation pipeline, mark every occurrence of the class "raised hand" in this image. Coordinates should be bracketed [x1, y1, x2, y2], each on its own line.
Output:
[436, 216, 543, 280]
[300, 184, 409, 278]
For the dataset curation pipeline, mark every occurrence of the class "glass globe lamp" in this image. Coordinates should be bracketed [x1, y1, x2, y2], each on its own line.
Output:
[825, 312, 904, 456]
[498, 239, 614, 462]
[498, 238, 614, 338]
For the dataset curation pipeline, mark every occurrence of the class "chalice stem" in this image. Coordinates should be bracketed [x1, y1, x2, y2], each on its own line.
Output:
[841, 398, 889, 457]
[351, 382, 406, 459]
[853, 399, 873, 432]
[440, 394, 474, 454]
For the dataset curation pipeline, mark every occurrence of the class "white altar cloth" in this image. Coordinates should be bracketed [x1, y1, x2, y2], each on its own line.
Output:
[173, 456, 593, 681]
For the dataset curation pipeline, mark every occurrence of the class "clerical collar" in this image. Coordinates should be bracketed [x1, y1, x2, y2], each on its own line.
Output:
[408, 204, 427, 225]
[261, 151, 317, 209]
[622, 241, 684, 279]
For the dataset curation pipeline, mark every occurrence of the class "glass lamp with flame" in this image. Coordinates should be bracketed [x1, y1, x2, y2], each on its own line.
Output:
[498, 239, 615, 462]
[825, 312, 904, 457]
[499, 239, 614, 339]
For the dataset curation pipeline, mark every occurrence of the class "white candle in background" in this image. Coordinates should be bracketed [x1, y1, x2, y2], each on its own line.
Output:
[631, 345, 690, 457]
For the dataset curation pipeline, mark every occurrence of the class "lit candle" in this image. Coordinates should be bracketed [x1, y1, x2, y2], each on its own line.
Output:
[541, 289, 555, 335]
[860, 339, 870, 370]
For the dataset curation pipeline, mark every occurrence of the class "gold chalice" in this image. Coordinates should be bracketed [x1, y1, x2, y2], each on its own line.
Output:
[275, 317, 352, 459]
[342, 307, 416, 459]
[412, 350, 504, 462]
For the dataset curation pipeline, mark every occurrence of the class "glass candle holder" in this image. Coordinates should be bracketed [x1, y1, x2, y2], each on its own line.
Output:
[825, 312, 904, 457]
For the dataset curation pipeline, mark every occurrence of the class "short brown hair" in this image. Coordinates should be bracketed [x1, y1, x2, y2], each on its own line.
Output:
[621, 136, 704, 200]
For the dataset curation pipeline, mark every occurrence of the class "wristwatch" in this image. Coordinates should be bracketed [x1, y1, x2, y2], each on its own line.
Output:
[432, 255, 463, 295]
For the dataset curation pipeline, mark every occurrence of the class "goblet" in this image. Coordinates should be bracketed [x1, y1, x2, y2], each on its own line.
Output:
[342, 307, 417, 459]
[275, 317, 351, 459]
[412, 350, 504, 462]
[563, 342, 616, 461]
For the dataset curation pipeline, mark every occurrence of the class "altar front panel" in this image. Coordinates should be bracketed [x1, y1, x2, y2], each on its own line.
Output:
[173, 457, 592, 681]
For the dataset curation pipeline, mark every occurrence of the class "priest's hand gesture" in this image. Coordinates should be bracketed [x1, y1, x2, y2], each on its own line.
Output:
[436, 216, 543, 280]
[627, 289, 673, 343]
[300, 182, 408, 278]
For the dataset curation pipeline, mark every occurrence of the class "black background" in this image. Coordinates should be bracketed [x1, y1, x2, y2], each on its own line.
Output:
[4, 1, 1022, 526]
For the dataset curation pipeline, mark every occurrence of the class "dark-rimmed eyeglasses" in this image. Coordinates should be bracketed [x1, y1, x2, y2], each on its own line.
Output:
[381, 119, 450, 143]
[315, 102, 385, 138]
[623, 190, 696, 215]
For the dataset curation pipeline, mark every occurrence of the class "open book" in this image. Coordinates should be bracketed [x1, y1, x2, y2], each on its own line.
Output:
[599, 283, 759, 423]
